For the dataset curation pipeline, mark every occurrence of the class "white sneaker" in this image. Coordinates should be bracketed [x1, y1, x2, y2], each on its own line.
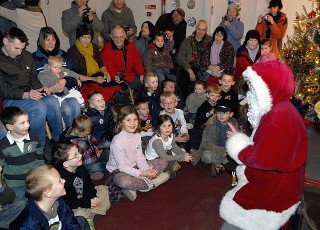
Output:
[139, 172, 170, 192]
[122, 189, 137, 201]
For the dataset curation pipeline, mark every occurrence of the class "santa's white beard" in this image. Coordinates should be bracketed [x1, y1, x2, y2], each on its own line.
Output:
[247, 90, 262, 129]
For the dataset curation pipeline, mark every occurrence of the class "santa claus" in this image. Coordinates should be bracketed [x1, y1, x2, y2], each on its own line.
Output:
[220, 61, 307, 230]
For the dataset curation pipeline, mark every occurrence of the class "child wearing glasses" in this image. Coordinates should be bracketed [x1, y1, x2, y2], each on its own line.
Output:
[52, 141, 110, 228]
[160, 92, 189, 146]
[59, 115, 105, 181]
[198, 99, 238, 177]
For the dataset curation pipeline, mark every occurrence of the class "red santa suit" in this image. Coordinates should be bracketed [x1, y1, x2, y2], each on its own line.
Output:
[220, 61, 307, 230]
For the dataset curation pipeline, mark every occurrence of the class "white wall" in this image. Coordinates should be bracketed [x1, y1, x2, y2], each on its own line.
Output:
[42, 0, 314, 51]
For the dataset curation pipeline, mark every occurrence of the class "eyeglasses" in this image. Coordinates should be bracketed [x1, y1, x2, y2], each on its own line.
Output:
[163, 101, 176, 106]
[67, 152, 81, 161]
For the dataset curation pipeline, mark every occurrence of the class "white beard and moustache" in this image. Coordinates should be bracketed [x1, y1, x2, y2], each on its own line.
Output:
[246, 85, 262, 130]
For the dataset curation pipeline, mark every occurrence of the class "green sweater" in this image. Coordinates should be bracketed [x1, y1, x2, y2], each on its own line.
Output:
[0, 133, 44, 188]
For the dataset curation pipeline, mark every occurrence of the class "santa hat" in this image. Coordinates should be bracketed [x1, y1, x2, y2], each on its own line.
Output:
[243, 60, 295, 114]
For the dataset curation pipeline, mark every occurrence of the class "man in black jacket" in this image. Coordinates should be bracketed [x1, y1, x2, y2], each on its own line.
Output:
[155, 8, 187, 54]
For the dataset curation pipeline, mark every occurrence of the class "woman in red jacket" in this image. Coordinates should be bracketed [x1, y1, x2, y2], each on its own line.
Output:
[234, 30, 261, 92]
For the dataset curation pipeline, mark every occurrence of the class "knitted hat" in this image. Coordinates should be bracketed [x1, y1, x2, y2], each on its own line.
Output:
[268, 0, 283, 9]
[227, 3, 240, 13]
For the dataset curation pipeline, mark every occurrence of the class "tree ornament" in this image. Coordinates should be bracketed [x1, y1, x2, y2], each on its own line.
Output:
[309, 10, 316, 19]
[187, 0, 195, 9]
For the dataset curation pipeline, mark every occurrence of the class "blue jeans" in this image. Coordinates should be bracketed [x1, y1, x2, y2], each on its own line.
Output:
[0, 122, 7, 140]
[61, 97, 81, 129]
[3, 96, 63, 147]
[84, 151, 108, 175]
[153, 68, 176, 84]
[0, 197, 27, 229]
[12, 185, 27, 198]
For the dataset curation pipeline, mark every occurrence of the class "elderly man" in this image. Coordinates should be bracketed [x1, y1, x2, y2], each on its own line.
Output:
[101, 25, 144, 100]
[176, 20, 212, 102]
[155, 8, 187, 53]
[0, 27, 63, 147]
[62, 0, 104, 46]
[101, 0, 137, 44]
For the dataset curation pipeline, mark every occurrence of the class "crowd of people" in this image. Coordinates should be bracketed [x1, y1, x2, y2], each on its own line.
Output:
[0, 0, 308, 229]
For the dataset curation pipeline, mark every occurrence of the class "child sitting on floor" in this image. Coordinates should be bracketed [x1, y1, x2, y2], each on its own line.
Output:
[60, 115, 105, 181]
[160, 92, 189, 146]
[86, 91, 114, 161]
[134, 99, 154, 153]
[106, 106, 169, 203]
[185, 80, 207, 123]
[0, 107, 44, 198]
[198, 100, 238, 177]
[219, 70, 239, 118]
[52, 141, 110, 227]
[139, 73, 161, 126]
[191, 84, 222, 153]
[10, 165, 88, 229]
[145, 115, 193, 178]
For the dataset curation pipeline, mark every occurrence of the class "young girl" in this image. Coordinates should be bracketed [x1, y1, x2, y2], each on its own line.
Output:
[106, 106, 169, 203]
[145, 115, 193, 178]
[258, 39, 277, 62]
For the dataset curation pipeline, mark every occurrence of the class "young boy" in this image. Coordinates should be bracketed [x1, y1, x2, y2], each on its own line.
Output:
[60, 115, 105, 181]
[135, 99, 154, 153]
[144, 32, 176, 83]
[10, 165, 88, 229]
[52, 141, 110, 223]
[161, 79, 176, 94]
[185, 80, 207, 122]
[37, 55, 84, 106]
[198, 99, 238, 176]
[86, 90, 114, 159]
[0, 166, 27, 229]
[219, 70, 239, 118]
[0, 107, 44, 197]
[160, 92, 189, 145]
[194, 84, 222, 130]
[139, 73, 161, 126]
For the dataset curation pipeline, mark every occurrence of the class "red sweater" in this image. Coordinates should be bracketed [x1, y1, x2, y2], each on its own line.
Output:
[101, 40, 145, 83]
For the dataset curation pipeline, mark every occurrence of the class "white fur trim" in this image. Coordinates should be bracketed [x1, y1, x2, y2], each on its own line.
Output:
[226, 133, 253, 165]
[220, 165, 300, 230]
[243, 67, 272, 129]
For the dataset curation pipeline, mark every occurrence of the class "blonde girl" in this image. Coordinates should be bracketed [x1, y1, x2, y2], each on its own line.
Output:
[258, 39, 277, 62]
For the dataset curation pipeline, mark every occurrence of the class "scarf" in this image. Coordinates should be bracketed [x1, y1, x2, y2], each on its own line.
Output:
[190, 32, 208, 66]
[210, 41, 224, 66]
[266, 13, 281, 38]
[75, 40, 99, 76]
[246, 44, 260, 62]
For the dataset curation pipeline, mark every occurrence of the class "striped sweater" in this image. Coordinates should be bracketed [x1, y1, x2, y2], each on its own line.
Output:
[0, 133, 44, 188]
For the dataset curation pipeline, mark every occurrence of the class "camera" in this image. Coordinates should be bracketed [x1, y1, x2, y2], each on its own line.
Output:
[222, 15, 233, 22]
[123, 26, 130, 34]
[83, 7, 91, 15]
[117, 72, 125, 80]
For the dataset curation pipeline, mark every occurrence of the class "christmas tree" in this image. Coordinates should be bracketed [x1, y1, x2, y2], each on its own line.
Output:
[282, 1, 320, 108]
